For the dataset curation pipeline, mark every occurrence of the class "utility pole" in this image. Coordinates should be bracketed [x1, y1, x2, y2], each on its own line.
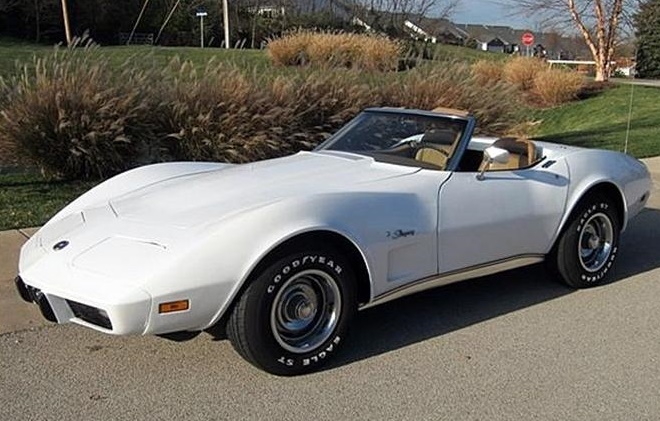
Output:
[60, 0, 72, 45]
[222, 0, 229, 49]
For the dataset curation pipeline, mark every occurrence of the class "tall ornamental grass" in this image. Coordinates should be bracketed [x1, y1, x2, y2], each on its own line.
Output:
[0, 41, 156, 179]
[503, 56, 547, 90]
[532, 68, 585, 106]
[267, 31, 402, 72]
[473, 57, 585, 107]
[0, 44, 525, 180]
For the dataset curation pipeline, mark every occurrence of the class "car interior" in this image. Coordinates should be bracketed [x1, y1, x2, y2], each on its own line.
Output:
[371, 131, 543, 173]
[324, 112, 544, 172]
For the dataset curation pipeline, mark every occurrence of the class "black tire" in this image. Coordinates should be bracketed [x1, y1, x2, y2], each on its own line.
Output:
[553, 195, 620, 288]
[227, 247, 356, 375]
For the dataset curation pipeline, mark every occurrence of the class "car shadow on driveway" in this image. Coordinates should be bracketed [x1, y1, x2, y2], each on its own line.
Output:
[326, 207, 660, 371]
[610, 208, 660, 280]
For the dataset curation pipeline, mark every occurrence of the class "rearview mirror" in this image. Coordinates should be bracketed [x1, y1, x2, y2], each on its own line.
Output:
[477, 146, 510, 180]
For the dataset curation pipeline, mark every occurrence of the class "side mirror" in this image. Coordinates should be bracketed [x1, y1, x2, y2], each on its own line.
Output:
[477, 146, 510, 180]
[485, 146, 510, 164]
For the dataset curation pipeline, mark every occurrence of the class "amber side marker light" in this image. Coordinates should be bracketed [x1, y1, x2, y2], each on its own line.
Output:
[159, 300, 190, 314]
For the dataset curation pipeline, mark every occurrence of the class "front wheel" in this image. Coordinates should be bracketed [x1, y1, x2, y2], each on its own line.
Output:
[553, 196, 620, 288]
[227, 248, 356, 375]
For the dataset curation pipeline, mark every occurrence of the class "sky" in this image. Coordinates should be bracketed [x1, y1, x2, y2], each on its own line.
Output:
[450, 0, 535, 28]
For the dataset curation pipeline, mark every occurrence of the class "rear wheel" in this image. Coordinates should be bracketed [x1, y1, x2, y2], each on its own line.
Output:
[227, 247, 356, 375]
[553, 195, 620, 288]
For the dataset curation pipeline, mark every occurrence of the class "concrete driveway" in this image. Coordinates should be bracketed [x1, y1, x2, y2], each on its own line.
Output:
[1, 158, 659, 420]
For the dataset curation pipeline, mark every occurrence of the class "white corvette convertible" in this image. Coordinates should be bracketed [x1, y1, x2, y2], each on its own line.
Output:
[16, 107, 651, 375]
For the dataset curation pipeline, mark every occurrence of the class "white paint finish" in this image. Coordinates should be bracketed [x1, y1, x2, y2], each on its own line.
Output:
[15, 109, 652, 339]
[110, 152, 419, 228]
[48, 162, 227, 227]
[559, 149, 651, 235]
[439, 160, 570, 272]
[72, 237, 168, 280]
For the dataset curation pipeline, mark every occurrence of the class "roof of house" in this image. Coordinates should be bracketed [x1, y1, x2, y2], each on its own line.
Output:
[407, 17, 470, 39]
[456, 24, 532, 45]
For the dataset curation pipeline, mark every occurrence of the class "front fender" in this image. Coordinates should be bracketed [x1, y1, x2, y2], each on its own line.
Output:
[173, 190, 437, 330]
[558, 151, 650, 237]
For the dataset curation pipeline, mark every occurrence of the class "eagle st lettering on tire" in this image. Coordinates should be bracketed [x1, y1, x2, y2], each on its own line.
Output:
[554, 195, 620, 289]
[228, 248, 356, 376]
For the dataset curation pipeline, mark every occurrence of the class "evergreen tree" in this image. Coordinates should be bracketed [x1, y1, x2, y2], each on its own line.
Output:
[635, 0, 660, 79]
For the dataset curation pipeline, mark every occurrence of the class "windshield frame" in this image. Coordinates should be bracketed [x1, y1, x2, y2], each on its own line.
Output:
[315, 108, 476, 172]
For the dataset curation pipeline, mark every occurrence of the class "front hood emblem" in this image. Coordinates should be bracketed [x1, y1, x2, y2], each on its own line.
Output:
[53, 240, 70, 251]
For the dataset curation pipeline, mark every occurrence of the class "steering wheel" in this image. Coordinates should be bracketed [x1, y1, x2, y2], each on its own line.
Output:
[389, 134, 425, 149]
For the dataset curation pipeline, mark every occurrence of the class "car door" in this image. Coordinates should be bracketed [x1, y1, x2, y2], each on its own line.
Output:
[438, 161, 570, 273]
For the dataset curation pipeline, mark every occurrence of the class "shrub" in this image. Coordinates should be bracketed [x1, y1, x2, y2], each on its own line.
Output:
[383, 62, 523, 133]
[533, 69, 584, 106]
[503, 56, 547, 90]
[0, 46, 526, 180]
[266, 31, 314, 66]
[0, 41, 156, 179]
[471, 60, 504, 86]
[268, 31, 401, 71]
[153, 59, 374, 164]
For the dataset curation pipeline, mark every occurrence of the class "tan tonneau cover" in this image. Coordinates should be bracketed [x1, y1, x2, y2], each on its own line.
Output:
[431, 107, 470, 118]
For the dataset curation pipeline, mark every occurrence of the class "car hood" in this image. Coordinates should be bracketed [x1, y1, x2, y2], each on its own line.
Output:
[109, 151, 419, 228]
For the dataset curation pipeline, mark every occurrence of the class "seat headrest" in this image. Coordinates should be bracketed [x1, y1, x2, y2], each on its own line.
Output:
[421, 129, 457, 146]
[492, 137, 534, 157]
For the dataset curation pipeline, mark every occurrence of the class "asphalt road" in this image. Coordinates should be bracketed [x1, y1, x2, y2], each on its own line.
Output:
[2, 171, 660, 420]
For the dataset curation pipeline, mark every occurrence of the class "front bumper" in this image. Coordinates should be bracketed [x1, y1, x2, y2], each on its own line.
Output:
[14, 275, 151, 334]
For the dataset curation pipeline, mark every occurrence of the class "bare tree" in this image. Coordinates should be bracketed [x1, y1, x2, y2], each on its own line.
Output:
[353, 0, 459, 20]
[0, 0, 20, 12]
[507, 0, 637, 81]
[386, 0, 460, 18]
[351, 0, 460, 36]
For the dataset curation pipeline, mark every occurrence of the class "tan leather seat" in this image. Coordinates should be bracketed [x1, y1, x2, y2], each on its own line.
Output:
[415, 147, 448, 168]
[479, 137, 538, 172]
[414, 129, 459, 169]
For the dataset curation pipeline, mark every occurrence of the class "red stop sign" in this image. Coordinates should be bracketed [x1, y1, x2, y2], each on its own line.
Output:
[522, 32, 535, 47]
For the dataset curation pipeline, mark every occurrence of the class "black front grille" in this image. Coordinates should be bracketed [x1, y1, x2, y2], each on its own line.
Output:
[67, 300, 113, 330]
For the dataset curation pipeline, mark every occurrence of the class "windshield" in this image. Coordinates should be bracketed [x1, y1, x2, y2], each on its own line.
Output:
[317, 110, 468, 170]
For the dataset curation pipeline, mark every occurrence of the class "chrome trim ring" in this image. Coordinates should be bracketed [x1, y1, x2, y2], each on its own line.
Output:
[578, 212, 614, 273]
[270, 269, 341, 354]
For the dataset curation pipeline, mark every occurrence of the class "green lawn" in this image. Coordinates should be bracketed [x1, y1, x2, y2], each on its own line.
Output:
[534, 84, 660, 158]
[429, 43, 509, 63]
[0, 39, 51, 76]
[0, 39, 270, 77]
[0, 38, 498, 77]
[0, 173, 97, 230]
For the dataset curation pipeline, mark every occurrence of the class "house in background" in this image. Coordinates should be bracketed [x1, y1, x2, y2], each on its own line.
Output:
[252, 0, 354, 19]
[458, 24, 523, 53]
[252, 5, 286, 18]
[248, 2, 591, 59]
[404, 17, 469, 45]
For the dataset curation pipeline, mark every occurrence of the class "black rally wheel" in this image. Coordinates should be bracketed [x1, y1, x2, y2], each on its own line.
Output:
[227, 248, 356, 375]
[554, 195, 620, 288]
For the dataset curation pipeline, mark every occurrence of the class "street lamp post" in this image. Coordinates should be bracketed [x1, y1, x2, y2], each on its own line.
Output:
[222, 0, 230, 49]
[196, 9, 208, 48]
